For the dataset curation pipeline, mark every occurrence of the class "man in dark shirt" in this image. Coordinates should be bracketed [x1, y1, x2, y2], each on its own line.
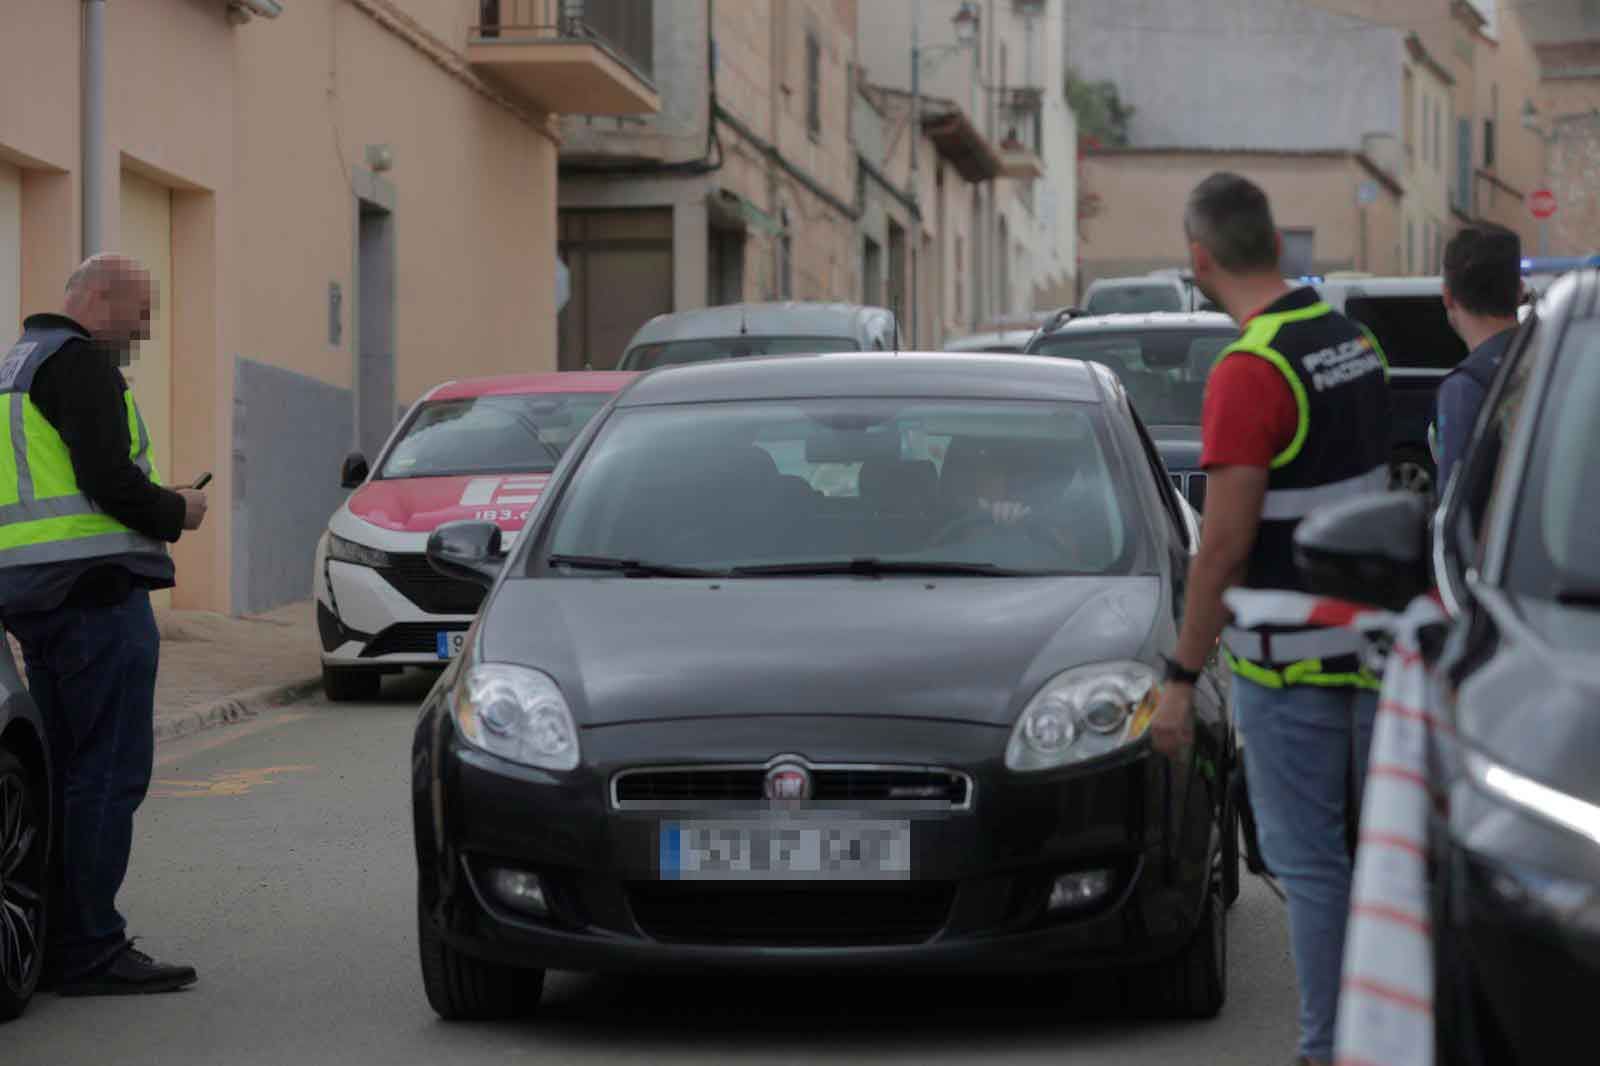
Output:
[1, 254, 207, 995]
[1433, 223, 1524, 491]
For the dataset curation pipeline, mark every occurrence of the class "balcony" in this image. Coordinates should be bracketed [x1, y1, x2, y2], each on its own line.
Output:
[467, 0, 660, 116]
[996, 87, 1045, 179]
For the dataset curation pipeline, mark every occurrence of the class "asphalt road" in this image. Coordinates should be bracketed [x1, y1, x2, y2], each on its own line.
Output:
[7, 675, 1302, 1065]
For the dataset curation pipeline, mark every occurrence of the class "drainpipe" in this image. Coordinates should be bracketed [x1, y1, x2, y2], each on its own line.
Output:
[82, 0, 106, 257]
[909, 2, 920, 345]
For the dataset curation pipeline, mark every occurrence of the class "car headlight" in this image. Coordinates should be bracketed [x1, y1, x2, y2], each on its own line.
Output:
[453, 663, 580, 772]
[326, 532, 394, 569]
[1006, 661, 1158, 772]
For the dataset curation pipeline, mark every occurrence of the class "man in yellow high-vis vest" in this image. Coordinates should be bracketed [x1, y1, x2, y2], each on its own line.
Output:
[0, 254, 208, 996]
[1149, 175, 1391, 1066]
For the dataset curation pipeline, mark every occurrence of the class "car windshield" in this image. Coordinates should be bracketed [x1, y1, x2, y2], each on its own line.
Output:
[537, 398, 1139, 577]
[1506, 319, 1600, 600]
[1027, 328, 1237, 425]
[1085, 285, 1185, 314]
[378, 393, 611, 479]
[620, 335, 865, 370]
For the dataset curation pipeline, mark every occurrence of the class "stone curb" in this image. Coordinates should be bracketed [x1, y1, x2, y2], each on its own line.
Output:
[152, 676, 324, 745]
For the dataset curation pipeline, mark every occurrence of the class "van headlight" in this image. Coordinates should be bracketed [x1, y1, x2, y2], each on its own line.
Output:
[327, 532, 394, 569]
[454, 664, 580, 772]
[1006, 662, 1158, 772]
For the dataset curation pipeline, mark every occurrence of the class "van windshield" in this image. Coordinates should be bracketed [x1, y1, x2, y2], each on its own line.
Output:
[1085, 285, 1185, 314]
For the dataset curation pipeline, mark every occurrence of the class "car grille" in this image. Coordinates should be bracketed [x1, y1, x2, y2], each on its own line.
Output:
[610, 765, 973, 810]
[376, 554, 485, 615]
[1171, 470, 1207, 510]
[627, 882, 956, 946]
[360, 621, 468, 658]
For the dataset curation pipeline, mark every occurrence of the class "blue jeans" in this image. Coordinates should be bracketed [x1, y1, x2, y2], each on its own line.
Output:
[5, 588, 160, 979]
[1234, 675, 1377, 1063]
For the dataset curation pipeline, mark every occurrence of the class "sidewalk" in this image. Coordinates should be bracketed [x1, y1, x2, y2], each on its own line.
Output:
[5, 598, 324, 744]
[151, 599, 323, 742]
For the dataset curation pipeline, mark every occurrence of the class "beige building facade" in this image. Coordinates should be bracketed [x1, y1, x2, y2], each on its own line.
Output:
[0, 0, 656, 615]
[1078, 149, 1403, 286]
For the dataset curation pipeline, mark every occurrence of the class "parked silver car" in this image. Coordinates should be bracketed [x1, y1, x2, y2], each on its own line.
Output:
[616, 302, 901, 371]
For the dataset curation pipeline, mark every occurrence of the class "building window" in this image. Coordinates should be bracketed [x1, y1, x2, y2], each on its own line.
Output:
[1456, 117, 1473, 214]
[1279, 228, 1315, 277]
[1406, 220, 1415, 274]
[1403, 68, 1415, 170]
[805, 32, 822, 139]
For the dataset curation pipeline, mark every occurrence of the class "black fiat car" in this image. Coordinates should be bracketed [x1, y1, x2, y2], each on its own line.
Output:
[411, 352, 1237, 1022]
[1293, 268, 1600, 1065]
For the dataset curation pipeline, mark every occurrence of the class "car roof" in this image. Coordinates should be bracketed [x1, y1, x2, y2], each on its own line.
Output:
[625, 302, 893, 346]
[616, 351, 1107, 407]
[942, 329, 1036, 351]
[1040, 310, 1237, 335]
[425, 371, 638, 402]
[1314, 276, 1443, 296]
[1084, 276, 1185, 291]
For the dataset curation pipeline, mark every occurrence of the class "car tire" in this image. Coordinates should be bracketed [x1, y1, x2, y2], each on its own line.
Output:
[1221, 789, 1241, 909]
[417, 888, 544, 1022]
[322, 664, 382, 703]
[0, 747, 47, 1022]
[1156, 868, 1227, 1020]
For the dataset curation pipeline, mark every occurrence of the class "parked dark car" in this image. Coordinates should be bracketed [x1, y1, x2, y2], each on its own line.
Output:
[411, 352, 1238, 1022]
[0, 641, 50, 1022]
[1292, 268, 1600, 1066]
[1022, 311, 1240, 513]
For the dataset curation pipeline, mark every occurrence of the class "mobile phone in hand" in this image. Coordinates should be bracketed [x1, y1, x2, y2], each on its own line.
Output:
[191, 472, 212, 490]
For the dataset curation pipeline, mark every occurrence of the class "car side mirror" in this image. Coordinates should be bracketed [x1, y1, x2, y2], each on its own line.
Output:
[1293, 490, 1431, 612]
[340, 452, 370, 489]
[426, 520, 506, 589]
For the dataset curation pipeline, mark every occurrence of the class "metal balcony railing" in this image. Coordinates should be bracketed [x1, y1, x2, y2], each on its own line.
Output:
[473, 0, 654, 82]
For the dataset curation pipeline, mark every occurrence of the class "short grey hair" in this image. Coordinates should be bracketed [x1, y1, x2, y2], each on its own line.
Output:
[1184, 172, 1280, 274]
[65, 253, 146, 296]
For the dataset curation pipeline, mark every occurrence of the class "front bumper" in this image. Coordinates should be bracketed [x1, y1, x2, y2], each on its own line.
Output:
[415, 713, 1214, 975]
[317, 556, 479, 669]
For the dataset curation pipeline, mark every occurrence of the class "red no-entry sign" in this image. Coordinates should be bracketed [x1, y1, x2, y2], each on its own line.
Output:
[1530, 188, 1557, 220]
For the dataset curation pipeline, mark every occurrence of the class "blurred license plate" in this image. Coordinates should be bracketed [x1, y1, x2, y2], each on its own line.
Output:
[436, 631, 465, 659]
[659, 818, 911, 881]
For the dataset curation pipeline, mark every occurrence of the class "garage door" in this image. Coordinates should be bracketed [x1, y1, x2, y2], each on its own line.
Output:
[120, 170, 174, 608]
[0, 161, 20, 340]
[558, 209, 674, 371]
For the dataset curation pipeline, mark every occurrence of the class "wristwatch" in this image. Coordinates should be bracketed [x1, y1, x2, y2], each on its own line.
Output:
[1160, 655, 1201, 685]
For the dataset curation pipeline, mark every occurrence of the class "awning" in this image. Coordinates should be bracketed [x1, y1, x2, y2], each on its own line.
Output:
[920, 110, 1001, 184]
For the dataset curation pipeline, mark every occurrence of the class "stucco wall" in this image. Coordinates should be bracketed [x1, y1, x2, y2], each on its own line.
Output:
[1064, 0, 1403, 152]
[2, 0, 566, 614]
[1078, 151, 1401, 286]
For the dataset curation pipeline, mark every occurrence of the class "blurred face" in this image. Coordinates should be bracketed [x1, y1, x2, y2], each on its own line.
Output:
[106, 272, 156, 345]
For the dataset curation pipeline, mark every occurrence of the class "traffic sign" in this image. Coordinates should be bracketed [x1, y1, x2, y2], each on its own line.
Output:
[1530, 188, 1557, 220]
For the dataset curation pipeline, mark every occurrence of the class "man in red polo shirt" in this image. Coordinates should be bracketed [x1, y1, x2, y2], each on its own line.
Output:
[1150, 173, 1392, 1066]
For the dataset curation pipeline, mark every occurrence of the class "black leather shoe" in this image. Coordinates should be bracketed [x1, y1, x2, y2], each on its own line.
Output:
[57, 944, 198, 996]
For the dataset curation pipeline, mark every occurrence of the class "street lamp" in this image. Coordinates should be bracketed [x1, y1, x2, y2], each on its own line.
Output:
[1522, 99, 1558, 256]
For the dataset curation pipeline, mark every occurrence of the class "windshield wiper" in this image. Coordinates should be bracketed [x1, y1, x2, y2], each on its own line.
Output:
[546, 554, 727, 578]
[729, 557, 1042, 578]
[1554, 584, 1600, 608]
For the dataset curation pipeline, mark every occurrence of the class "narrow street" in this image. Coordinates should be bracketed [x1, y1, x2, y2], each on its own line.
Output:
[9, 676, 1300, 1065]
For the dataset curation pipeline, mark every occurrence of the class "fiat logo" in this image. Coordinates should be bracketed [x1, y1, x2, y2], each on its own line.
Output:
[763, 762, 812, 801]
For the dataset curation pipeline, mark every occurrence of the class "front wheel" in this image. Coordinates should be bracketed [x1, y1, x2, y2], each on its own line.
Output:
[417, 888, 544, 1021]
[1154, 870, 1227, 1019]
[0, 747, 47, 1022]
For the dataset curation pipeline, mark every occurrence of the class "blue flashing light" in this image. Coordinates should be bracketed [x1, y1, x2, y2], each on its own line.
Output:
[1520, 255, 1600, 276]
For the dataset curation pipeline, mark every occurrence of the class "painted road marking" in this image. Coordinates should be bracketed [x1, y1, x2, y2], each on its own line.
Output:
[150, 764, 316, 799]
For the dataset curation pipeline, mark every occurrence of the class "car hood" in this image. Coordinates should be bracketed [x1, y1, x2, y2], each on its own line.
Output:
[478, 575, 1163, 727]
[346, 473, 552, 535]
[1149, 425, 1201, 473]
